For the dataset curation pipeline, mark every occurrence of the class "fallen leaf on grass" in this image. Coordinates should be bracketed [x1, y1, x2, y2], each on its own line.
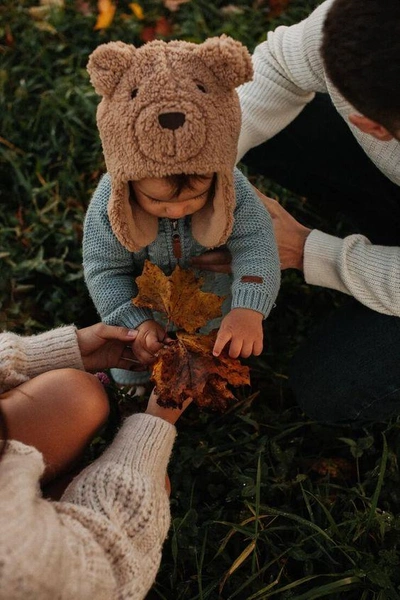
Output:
[94, 0, 116, 30]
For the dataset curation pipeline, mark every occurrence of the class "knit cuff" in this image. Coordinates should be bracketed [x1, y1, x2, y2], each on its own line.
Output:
[103, 413, 176, 482]
[231, 287, 274, 318]
[0, 326, 84, 392]
[24, 325, 85, 379]
[304, 230, 349, 295]
[111, 307, 154, 330]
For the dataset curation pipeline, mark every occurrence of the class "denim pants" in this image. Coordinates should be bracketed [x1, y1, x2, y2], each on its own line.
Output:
[242, 93, 400, 425]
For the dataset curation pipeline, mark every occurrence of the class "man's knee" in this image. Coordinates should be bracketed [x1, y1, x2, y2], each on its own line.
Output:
[289, 304, 400, 425]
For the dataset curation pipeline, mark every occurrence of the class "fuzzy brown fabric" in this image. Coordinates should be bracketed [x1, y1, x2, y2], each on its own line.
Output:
[87, 36, 253, 252]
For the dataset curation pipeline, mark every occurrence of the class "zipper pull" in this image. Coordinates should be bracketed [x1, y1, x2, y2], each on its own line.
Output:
[171, 220, 182, 259]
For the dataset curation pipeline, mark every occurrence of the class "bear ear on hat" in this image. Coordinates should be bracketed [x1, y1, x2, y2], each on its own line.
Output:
[196, 35, 253, 89]
[87, 41, 136, 96]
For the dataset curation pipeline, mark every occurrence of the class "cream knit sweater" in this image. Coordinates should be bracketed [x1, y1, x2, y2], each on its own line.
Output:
[0, 326, 176, 600]
[238, 0, 400, 316]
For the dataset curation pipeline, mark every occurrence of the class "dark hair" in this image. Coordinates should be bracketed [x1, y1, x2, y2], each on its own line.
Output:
[321, 0, 400, 132]
[164, 173, 216, 197]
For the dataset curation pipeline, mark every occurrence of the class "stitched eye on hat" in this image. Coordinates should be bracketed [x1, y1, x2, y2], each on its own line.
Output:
[131, 88, 139, 99]
[196, 83, 207, 93]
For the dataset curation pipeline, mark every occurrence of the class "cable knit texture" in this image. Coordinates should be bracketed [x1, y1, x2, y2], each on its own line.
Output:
[237, 0, 400, 316]
[0, 328, 177, 599]
[0, 326, 84, 394]
[83, 168, 281, 383]
[0, 415, 175, 600]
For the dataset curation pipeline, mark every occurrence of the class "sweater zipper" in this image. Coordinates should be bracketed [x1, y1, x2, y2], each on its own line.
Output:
[171, 220, 182, 261]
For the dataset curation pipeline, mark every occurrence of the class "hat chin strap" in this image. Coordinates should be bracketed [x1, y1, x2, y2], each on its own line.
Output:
[108, 182, 158, 252]
[191, 172, 235, 248]
[109, 173, 235, 252]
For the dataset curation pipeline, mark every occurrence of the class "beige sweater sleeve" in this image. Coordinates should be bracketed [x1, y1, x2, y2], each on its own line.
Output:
[0, 325, 84, 393]
[237, 0, 400, 188]
[304, 230, 400, 316]
[0, 413, 176, 600]
[237, 0, 332, 160]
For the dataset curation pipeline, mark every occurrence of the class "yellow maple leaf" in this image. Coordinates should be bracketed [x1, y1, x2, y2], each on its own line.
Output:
[94, 0, 116, 30]
[129, 2, 144, 19]
[132, 260, 224, 334]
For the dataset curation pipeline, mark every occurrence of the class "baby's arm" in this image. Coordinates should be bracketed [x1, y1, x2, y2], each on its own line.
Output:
[83, 174, 152, 331]
[213, 169, 281, 357]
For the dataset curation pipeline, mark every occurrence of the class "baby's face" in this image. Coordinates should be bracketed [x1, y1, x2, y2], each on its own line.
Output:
[131, 176, 214, 220]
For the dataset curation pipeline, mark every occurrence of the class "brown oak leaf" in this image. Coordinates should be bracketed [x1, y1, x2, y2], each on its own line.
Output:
[132, 260, 224, 333]
[151, 331, 250, 410]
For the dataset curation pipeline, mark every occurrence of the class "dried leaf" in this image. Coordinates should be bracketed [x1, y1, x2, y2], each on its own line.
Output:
[129, 2, 144, 19]
[132, 260, 224, 333]
[94, 0, 116, 30]
[268, 0, 290, 18]
[310, 457, 354, 480]
[151, 331, 250, 410]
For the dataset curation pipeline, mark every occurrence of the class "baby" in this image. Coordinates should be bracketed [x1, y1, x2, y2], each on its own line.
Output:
[83, 36, 281, 387]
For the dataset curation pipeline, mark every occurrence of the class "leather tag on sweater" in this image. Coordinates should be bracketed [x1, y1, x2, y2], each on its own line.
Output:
[241, 275, 263, 284]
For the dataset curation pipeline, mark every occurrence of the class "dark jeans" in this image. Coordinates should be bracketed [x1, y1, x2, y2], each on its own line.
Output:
[242, 94, 400, 425]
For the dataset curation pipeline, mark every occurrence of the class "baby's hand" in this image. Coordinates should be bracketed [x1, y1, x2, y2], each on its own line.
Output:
[133, 320, 169, 364]
[213, 308, 263, 358]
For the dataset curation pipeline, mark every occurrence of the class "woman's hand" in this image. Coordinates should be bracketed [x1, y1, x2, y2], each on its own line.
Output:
[190, 246, 232, 273]
[145, 388, 192, 425]
[76, 323, 145, 372]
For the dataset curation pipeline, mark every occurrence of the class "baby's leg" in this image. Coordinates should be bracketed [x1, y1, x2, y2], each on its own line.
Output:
[0, 368, 109, 481]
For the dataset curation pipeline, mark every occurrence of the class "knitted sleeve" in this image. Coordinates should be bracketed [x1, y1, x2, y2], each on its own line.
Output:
[0, 414, 176, 600]
[227, 169, 281, 318]
[83, 174, 152, 329]
[237, 0, 332, 160]
[304, 230, 400, 316]
[0, 326, 84, 393]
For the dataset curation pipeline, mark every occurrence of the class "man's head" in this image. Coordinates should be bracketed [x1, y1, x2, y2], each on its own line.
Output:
[321, 0, 400, 141]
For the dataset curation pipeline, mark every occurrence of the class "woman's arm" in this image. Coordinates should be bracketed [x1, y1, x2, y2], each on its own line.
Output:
[0, 326, 83, 393]
[0, 393, 189, 599]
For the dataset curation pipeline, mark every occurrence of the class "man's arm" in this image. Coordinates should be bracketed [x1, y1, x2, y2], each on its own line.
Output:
[260, 193, 400, 317]
[238, 0, 332, 160]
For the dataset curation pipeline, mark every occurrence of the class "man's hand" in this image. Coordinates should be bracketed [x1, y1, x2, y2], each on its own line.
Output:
[133, 320, 172, 365]
[213, 308, 263, 358]
[76, 323, 144, 372]
[253, 187, 311, 271]
[190, 188, 311, 273]
[191, 246, 233, 273]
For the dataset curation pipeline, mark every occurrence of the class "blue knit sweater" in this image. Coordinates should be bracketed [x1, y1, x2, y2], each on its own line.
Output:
[83, 168, 280, 384]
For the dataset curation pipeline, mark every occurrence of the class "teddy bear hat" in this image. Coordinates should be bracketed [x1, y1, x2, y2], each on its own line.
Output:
[87, 36, 253, 252]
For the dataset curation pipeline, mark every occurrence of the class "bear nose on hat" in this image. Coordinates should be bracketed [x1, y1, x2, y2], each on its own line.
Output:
[158, 112, 186, 131]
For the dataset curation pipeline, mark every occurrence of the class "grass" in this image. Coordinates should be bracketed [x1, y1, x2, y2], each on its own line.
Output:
[2, 1, 400, 599]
